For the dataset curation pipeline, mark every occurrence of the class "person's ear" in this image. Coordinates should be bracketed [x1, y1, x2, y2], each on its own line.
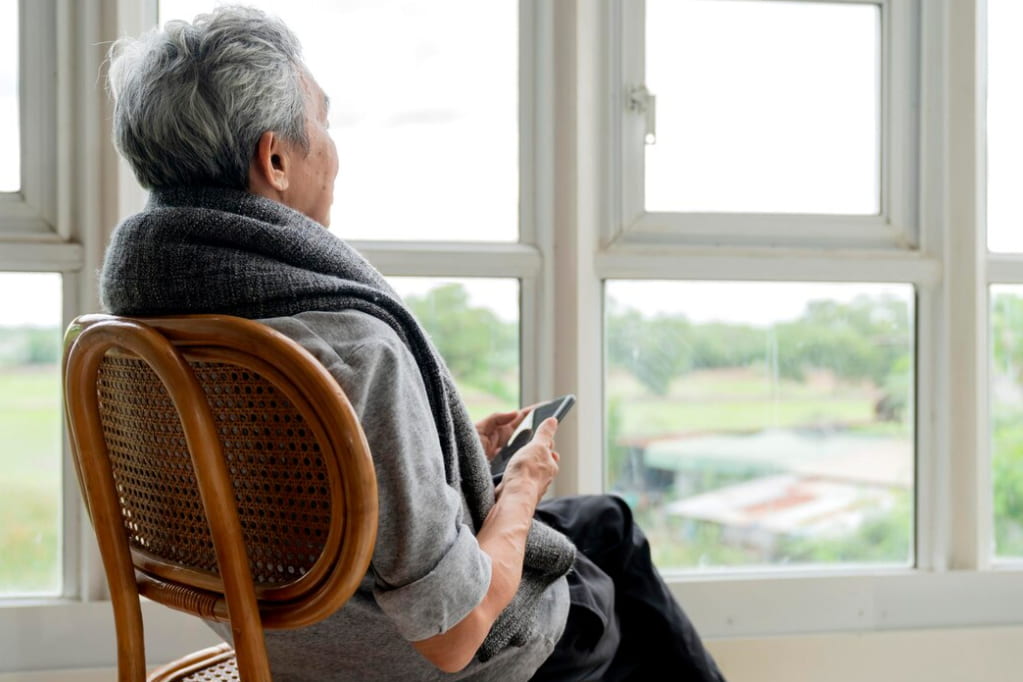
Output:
[248, 130, 290, 193]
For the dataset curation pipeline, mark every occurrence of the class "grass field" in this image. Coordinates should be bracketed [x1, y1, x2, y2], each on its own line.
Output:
[0, 361, 897, 594]
[608, 366, 883, 439]
[0, 365, 62, 595]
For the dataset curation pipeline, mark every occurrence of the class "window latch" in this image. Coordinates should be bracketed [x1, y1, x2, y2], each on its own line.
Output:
[627, 84, 657, 145]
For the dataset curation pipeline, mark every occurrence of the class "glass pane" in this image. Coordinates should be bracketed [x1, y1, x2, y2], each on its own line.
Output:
[986, 1, 1023, 252]
[0, 273, 62, 596]
[991, 286, 1023, 556]
[645, 0, 880, 215]
[390, 277, 519, 421]
[0, 0, 20, 192]
[159, 1, 518, 241]
[605, 281, 914, 571]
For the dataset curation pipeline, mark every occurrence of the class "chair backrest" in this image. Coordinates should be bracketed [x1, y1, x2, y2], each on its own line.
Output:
[63, 314, 378, 682]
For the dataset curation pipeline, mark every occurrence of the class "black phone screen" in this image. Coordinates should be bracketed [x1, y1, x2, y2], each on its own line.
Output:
[490, 394, 576, 476]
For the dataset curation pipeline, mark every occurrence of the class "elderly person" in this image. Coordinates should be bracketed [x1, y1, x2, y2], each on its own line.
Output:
[100, 6, 725, 681]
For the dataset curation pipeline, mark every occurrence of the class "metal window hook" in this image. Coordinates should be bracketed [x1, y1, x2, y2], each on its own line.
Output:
[627, 84, 657, 145]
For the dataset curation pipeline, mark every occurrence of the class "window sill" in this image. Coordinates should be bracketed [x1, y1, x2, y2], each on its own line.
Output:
[669, 568, 1023, 638]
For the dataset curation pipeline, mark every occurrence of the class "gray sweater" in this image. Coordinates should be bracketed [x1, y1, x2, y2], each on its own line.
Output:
[247, 311, 569, 681]
[100, 187, 576, 676]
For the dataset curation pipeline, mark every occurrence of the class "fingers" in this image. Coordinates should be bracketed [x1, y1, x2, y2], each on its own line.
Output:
[502, 416, 561, 500]
[508, 407, 531, 428]
[532, 417, 559, 445]
[494, 410, 519, 425]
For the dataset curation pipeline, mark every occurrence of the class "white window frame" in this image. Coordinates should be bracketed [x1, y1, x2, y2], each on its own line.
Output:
[5, 0, 1023, 674]
[0, 0, 217, 673]
[611, 0, 921, 251]
[983, 0, 1023, 569]
[551, 0, 1022, 641]
[0, 1, 58, 237]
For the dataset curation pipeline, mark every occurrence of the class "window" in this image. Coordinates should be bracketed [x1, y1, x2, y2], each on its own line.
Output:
[0, 0, 75, 606]
[616, 0, 916, 250]
[992, 286, 1023, 558]
[0, 0, 151, 671]
[988, 0, 1023, 559]
[0, 0, 19, 193]
[0, 273, 63, 595]
[985, 0, 1023, 254]
[160, 0, 519, 242]
[602, 0, 922, 578]
[9, 0, 1023, 674]
[644, 0, 880, 215]
[606, 281, 914, 569]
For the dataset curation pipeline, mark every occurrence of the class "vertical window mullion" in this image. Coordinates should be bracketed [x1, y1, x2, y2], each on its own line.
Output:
[945, 0, 989, 571]
[521, 0, 550, 416]
[617, 0, 644, 237]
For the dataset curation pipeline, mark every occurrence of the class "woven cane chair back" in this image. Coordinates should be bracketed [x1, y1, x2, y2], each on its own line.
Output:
[63, 314, 378, 682]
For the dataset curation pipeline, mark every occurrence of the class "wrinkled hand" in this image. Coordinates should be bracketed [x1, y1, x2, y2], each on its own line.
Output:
[496, 417, 560, 506]
[475, 407, 532, 461]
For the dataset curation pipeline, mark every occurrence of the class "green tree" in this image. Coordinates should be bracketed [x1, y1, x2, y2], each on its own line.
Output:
[992, 293, 1023, 383]
[0, 327, 61, 367]
[405, 284, 517, 400]
[991, 293, 1023, 553]
[606, 300, 693, 395]
[24, 329, 60, 365]
[774, 294, 910, 386]
[993, 415, 1023, 555]
[688, 322, 765, 371]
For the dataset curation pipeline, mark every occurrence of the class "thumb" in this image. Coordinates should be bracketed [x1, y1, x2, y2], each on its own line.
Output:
[533, 417, 559, 441]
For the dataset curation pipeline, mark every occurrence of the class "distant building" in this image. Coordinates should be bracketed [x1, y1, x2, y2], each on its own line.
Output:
[641, 428, 912, 552]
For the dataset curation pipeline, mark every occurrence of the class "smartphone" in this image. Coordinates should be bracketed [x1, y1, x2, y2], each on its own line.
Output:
[490, 394, 576, 476]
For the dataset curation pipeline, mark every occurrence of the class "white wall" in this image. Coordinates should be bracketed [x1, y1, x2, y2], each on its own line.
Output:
[708, 627, 1023, 682]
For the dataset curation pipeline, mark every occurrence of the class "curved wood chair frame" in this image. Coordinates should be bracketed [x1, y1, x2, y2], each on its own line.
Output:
[63, 314, 378, 681]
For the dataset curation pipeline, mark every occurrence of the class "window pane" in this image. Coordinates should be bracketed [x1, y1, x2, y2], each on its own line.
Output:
[390, 277, 519, 420]
[605, 281, 914, 571]
[159, 1, 518, 241]
[986, 1, 1023, 252]
[645, 0, 880, 215]
[0, 0, 19, 192]
[0, 273, 62, 596]
[991, 286, 1023, 557]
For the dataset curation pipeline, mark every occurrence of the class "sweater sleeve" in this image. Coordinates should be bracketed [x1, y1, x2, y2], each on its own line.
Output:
[258, 310, 492, 642]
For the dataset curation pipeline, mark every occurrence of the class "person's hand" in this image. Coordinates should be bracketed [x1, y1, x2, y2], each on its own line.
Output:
[496, 417, 560, 506]
[476, 407, 532, 461]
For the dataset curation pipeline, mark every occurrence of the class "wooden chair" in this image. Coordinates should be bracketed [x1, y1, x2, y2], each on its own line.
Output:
[62, 314, 378, 681]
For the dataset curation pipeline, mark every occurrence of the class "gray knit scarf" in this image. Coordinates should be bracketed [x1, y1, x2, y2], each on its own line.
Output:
[100, 186, 575, 660]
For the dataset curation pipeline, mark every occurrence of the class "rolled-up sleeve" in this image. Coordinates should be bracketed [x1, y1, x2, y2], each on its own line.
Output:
[374, 523, 491, 641]
[260, 311, 493, 643]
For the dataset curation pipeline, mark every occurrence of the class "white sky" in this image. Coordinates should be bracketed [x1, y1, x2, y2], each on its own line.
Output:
[0, 2, 1017, 325]
[986, 0, 1023, 252]
[161, 0, 519, 243]
[0, 273, 61, 327]
[0, 0, 19, 192]
[646, 0, 879, 215]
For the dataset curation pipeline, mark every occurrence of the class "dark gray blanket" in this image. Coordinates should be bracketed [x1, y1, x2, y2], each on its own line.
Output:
[100, 186, 575, 659]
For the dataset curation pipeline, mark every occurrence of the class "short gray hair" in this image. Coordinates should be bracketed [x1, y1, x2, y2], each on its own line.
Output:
[108, 5, 309, 190]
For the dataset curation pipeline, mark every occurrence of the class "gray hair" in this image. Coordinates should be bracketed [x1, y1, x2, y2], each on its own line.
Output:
[108, 5, 309, 190]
